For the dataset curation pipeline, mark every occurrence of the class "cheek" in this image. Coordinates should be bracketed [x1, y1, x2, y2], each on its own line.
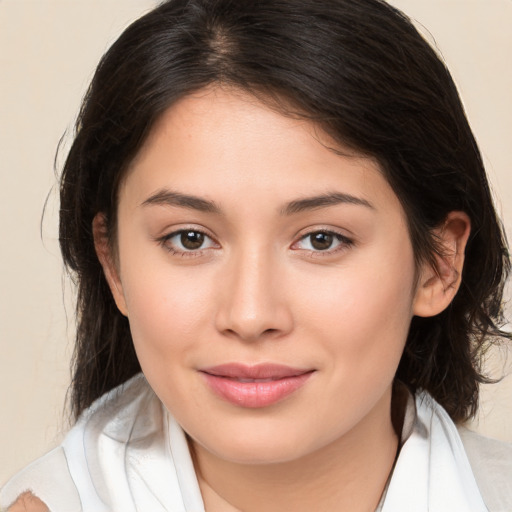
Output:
[118, 245, 216, 360]
[300, 249, 416, 375]
[303, 252, 415, 329]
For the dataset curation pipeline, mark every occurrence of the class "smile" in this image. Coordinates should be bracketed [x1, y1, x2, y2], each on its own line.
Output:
[199, 363, 314, 408]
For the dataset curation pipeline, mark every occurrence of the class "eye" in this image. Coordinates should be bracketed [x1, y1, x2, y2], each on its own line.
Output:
[160, 229, 218, 254]
[293, 230, 353, 253]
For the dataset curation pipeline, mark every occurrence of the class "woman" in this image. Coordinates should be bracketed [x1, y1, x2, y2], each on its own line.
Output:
[2, 0, 511, 510]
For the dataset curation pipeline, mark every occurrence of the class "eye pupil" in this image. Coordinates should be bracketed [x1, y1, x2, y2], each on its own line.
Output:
[181, 231, 204, 250]
[311, 232, 333, 250]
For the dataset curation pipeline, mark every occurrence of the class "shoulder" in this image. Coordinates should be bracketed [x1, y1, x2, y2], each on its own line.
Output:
[0, 447, 81, 512]
[1, 374, 155, 512]
[458, 426, 512, 511]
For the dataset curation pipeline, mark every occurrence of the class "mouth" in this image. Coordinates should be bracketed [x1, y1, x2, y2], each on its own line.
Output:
[199, 363, 315, 408]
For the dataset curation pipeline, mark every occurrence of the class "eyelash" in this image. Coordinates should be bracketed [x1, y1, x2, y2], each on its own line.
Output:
[293, 230, 354, 257]
[157, 228, 354, 258]
[157, 228, 218, 258]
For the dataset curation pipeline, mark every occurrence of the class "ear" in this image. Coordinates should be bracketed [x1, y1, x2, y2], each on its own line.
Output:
[413, 211, 471, 318]
[92, 213, 128, 317]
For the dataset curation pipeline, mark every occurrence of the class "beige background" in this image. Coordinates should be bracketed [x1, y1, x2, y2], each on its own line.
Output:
[0, 0, 511, 486]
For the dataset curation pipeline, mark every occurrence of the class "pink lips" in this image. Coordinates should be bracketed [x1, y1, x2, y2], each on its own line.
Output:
[200, 363, 314, 408]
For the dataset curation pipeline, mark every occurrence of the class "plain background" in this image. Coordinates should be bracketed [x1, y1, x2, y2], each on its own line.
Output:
[1, 0, 511, 486]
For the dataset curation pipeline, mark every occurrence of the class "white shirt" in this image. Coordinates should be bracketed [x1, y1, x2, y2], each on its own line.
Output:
[1, 374, 511, 511]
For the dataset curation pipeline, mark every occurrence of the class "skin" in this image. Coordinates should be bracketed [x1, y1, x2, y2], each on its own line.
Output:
[8, 493, 49, 512]
[94, 86, 470, 512]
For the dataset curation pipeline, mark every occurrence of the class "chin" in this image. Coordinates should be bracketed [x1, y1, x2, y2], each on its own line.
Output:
[189, 418, 335, 466]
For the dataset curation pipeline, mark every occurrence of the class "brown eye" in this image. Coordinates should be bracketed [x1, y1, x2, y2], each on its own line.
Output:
[293, 230, 353, 254]
[180, 231, 205, 250]
[161, 229, 217, 254]
[310, 232, 334, 250]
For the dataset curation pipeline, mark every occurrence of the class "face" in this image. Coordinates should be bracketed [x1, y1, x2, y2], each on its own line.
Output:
[103, 86, 424, 465]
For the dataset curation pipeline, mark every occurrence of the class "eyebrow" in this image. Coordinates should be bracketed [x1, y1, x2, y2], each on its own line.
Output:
[281, 192, 374, 215]
[141, 189, 373, 215]
[141, 189, 221, 214]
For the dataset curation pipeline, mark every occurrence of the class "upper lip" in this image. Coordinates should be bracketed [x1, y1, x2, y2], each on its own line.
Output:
[200, 363, 313, 380]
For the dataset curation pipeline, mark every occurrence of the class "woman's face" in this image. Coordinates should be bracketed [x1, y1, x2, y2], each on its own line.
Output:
[107, 86, 423, 464]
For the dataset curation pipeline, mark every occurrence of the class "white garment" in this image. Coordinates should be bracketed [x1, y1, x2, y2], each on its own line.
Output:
[1, 374, 510, 511]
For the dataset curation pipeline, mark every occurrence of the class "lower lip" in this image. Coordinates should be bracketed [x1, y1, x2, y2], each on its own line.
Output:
[201, 372, 313, 408]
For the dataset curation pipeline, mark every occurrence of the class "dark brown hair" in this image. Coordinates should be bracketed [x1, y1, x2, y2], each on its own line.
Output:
[60, 0, 510, 422]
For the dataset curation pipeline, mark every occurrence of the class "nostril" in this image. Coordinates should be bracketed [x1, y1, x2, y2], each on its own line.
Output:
[214, 281, 294, 341]
[222, 326, 283, 342]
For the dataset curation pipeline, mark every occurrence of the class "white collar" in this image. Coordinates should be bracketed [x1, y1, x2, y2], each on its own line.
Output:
[380, 391, 488, 511]
[64, 376, 489, 511]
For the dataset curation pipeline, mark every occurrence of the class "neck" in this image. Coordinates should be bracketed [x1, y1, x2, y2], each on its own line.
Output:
[192, 389, 402, 512]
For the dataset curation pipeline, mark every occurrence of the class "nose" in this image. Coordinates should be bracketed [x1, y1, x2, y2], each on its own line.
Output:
[214, 248, 294, 342]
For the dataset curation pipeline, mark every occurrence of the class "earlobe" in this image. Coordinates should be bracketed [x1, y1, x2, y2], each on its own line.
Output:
[92, 213, 128, 317]
[413, 211, 471, 318]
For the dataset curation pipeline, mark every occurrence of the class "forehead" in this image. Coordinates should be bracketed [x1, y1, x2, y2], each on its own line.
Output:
[121, 86, 402, 218]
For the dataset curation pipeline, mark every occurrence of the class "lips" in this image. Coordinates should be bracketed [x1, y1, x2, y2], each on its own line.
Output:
[199, 363, 314, 408]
